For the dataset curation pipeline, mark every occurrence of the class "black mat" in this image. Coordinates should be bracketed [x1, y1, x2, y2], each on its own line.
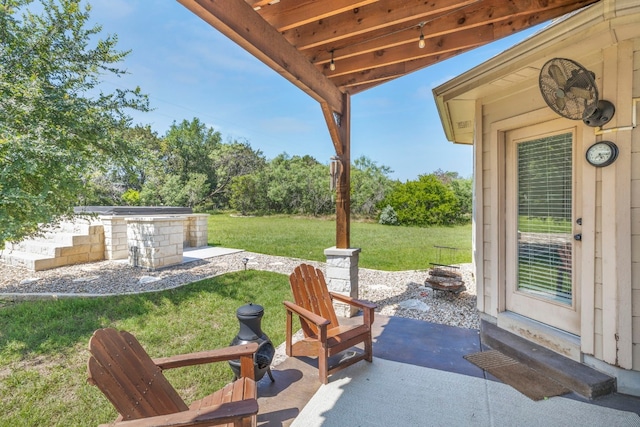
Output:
[464, 350, 570, 401]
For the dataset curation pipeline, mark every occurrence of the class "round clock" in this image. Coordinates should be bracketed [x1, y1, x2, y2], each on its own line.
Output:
[586, 141, 618, 167]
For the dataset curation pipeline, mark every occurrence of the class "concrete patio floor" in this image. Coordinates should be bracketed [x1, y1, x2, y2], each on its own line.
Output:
[255, 314, 640, 426]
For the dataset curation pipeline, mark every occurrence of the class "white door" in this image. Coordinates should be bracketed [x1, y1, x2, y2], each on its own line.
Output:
[505, 121, 580, 335]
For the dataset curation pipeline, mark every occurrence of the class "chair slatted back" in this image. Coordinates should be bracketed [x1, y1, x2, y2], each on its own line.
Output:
[87, 328, 188, 421]
[289, 264, 339, 337]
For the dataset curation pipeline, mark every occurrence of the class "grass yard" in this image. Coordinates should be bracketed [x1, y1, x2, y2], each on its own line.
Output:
[0, 271, 290, 427]
[208, 214, 472, 270]
[0, 214, 472, 426]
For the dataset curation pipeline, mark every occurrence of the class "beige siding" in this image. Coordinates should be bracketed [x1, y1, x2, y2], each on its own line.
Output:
[631, 42, 640, 370]
[436, 0, 640, 391]
[474, 41, 639, 369]
[440, 3, 640, 377]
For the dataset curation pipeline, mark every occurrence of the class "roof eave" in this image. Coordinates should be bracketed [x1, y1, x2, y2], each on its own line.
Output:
[433, 2, 605, 143]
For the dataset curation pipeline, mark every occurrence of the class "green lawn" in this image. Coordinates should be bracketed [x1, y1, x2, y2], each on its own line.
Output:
[0, 215, 472, 426]
[0, 271, 290, 427]
[208, 214, 472, 270]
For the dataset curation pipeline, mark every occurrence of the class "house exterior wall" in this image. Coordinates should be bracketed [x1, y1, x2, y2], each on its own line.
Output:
[631, 38, 640, 371]
[449, 3, 640, 393]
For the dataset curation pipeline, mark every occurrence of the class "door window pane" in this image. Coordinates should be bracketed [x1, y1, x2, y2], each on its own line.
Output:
[517, 133, 572, 304]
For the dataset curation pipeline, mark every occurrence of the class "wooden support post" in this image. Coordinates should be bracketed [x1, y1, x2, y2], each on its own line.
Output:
[322, 93, 351, 249]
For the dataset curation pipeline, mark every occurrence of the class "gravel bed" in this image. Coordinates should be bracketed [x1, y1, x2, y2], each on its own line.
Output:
[0, 251, 479, 330]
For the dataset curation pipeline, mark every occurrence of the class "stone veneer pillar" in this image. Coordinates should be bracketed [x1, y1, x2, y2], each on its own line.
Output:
[324, 247, 361, 318]
[187, 214, 209, 247]
[126, 216, 185, 270]
[99, 216, 128, 260]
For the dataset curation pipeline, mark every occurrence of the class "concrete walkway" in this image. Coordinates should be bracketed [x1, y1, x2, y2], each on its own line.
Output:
[255, 315, 640, 426]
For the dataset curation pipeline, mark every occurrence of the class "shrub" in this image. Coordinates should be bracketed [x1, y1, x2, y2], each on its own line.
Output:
[121, 189, 141, 206]
[378, 205, 398, 225]
[383, 174, 460, 226]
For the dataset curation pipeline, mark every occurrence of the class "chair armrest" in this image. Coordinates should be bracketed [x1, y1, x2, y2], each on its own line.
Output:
[329, 292, 377, 310]
[283, 300, 330, 327]
[100, 399, 259, 427]
[153, 342, 259, 370]
[329, 293, 376, 326]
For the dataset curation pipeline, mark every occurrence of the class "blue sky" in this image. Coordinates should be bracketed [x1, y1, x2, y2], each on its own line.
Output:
[87, 1, 543, 182]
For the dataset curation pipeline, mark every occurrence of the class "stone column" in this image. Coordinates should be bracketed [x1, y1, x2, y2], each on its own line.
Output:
[187, 214, 209, 248]
[99, 215, 128, 260]
[324, 247, 361, 318]
[126, 216, 185, 270]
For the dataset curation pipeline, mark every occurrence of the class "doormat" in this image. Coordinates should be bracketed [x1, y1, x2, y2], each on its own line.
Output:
[464, 350, 570, 401]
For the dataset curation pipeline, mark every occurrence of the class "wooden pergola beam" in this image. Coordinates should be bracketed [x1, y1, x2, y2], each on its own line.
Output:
[256, 0, 378, 32]
[336, 49, 469, 93]
[321, 95, 351, 249]
[281, 0, 480, 50]
[322, 28, 489, 78]
[177, 0, 344, 114]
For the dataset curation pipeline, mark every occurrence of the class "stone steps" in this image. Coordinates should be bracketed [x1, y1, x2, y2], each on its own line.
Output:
[1, 250, 59, 271]
[1, 222, 104, 271]
[480, 320, 616, 399]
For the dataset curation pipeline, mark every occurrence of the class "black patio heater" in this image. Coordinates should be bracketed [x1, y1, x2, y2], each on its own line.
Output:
[229, 302, 275, 382]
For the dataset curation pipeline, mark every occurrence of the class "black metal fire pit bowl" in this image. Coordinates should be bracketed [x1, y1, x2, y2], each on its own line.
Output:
[228, 302, 275, 382]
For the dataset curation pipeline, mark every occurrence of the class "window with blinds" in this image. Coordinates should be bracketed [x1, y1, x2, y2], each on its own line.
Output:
[516, 132, 573, 304]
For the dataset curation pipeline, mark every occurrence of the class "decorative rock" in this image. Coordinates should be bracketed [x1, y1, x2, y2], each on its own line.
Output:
[367, 284, 393, 291]
[138, 276, 161, 284]
[0, 252, 479, 329]
[72, 276, 100, 283]
[399, 299, 430, 312]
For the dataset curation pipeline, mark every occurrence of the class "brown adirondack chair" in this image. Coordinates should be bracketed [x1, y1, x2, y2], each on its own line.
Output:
[284, 263, 376, 384]
[87, 328, 259, 427]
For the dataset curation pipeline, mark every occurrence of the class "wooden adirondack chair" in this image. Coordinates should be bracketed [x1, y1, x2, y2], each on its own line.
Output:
[284, 264, 376, 384]
[87, 328, 259, 427]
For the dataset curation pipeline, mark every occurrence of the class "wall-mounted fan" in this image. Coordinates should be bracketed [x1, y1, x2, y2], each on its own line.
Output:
[539, 58, 615, 127]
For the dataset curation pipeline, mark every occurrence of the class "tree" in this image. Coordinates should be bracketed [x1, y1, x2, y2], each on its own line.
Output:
[265, 154, 332, 215]
[449, 176, 472, 221]
[140, 118, 221, 209]
[139, 119, 266, 210]
[208, 139, 266, 205]
[229, 173, 268, 215]
[161, 118, 221, 184]
[0, 0, 149, 244]
[433, 168, 460, 185]
[229, 153, 333, 216]
[350, 156, 394, 217]
[81, 125, 162, 206]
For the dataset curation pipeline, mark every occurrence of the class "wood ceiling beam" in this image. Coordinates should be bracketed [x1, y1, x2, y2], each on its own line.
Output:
[306, 0, 586, 66]
[335, 49, 467, 93]
[322, 26, 488, 78]
[282, 0, 480, 50]
[246, 0, 272, 9]
[322, 2, 598, 88]
[178, 0, 344, 113]
[489, 3, 597, 39]
[416, 0, 597, 44]
[337, 62, 406, 89]
[285, 0, 596, 52]
[256, 0, 379, 32]
[315, 24, 494, 68]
